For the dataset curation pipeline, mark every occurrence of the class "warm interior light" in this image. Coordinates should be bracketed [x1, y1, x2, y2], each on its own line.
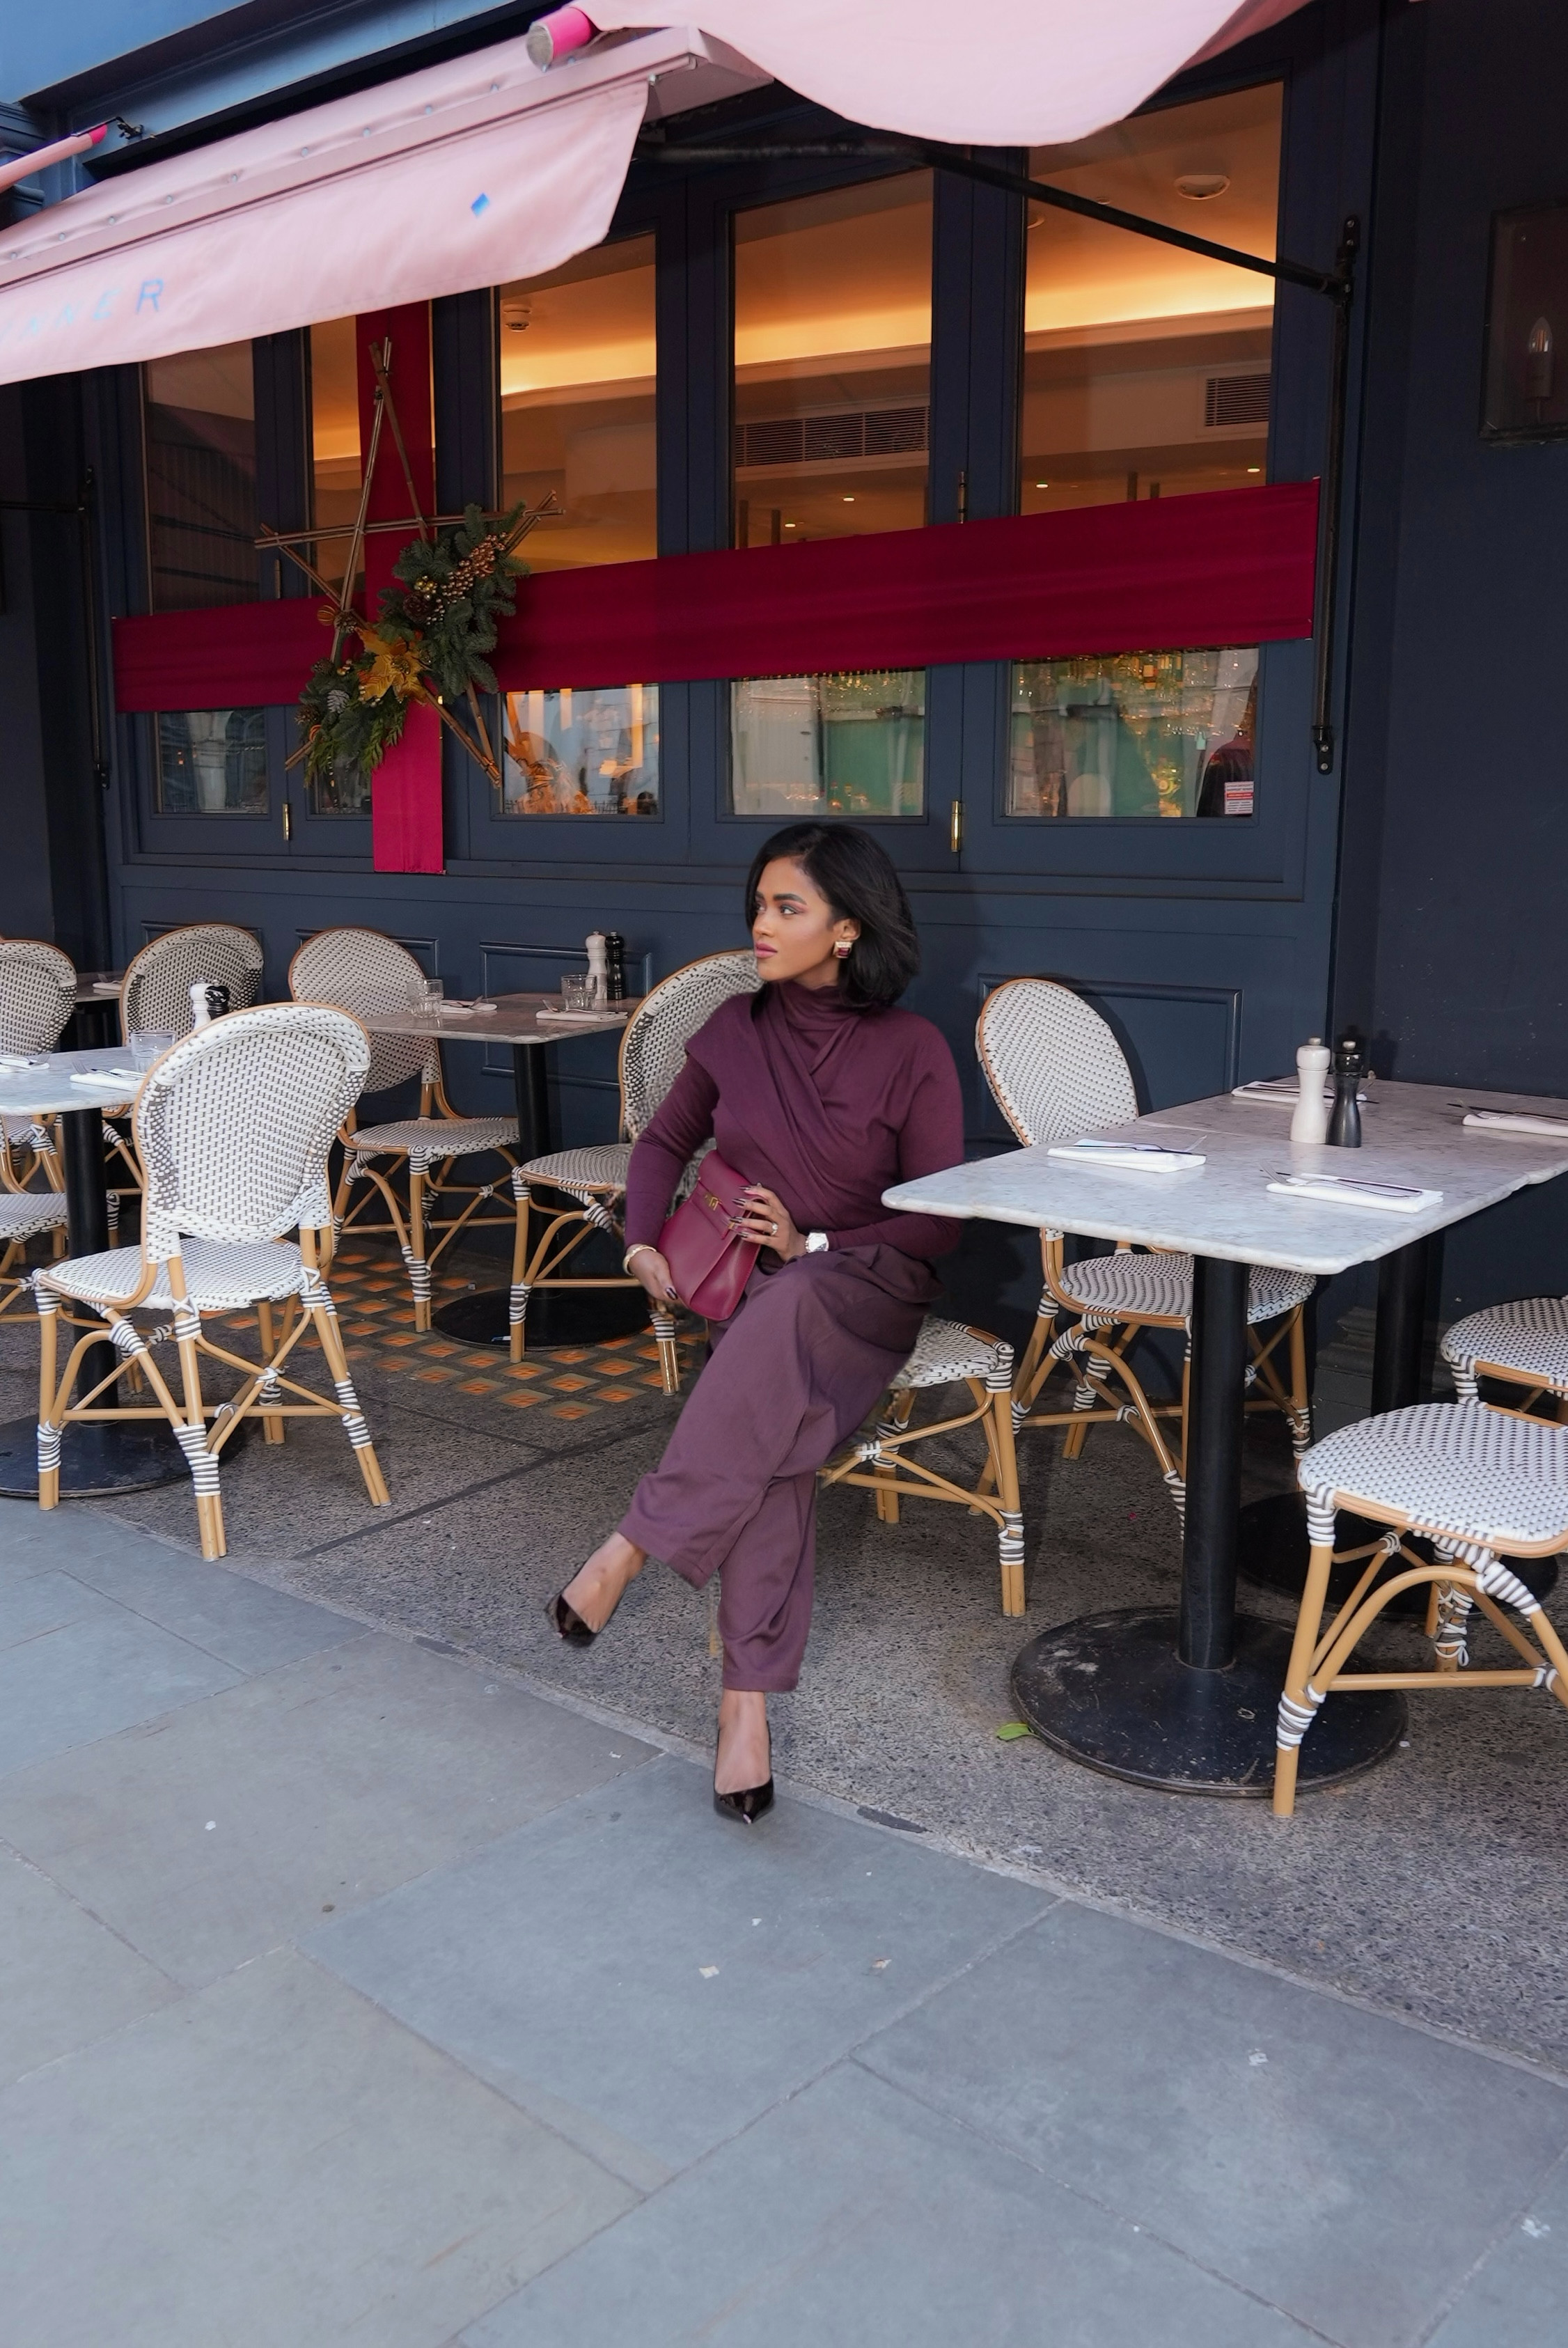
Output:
[842, 495, 854, 502]
[784, 521, 796, 528]
[1175, 173, 1230, 201]
[1035, 480, 1049, 487]
[1246, 464, 1261, 473]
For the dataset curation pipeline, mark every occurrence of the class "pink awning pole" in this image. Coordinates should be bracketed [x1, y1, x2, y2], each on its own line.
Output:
[525, 7, 599, 68]
[0, 124, 107, 198]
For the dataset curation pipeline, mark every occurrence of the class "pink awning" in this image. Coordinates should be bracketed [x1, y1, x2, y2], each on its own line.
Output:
[588, 0, 1310, 146]
[0, 26, 765, 384]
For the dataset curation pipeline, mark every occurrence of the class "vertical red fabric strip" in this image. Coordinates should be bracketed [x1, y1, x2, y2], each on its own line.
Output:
[356, 304, 444, 874]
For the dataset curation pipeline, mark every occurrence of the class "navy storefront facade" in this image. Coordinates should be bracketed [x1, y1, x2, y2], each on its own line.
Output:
[1, 0, 1562, 1344]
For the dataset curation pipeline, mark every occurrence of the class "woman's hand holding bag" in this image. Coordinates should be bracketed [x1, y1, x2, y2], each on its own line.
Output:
[657, 1152, 762, 1321]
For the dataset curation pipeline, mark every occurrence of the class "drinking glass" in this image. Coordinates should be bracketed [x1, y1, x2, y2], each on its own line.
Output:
[130, 1031, 174, 1071]
[420, 977, 444, 1015]
[560, 975, 590, 1012]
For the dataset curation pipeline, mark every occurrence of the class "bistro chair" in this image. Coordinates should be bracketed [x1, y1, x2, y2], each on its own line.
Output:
[288, 927, 517, 1326]
[1441, 1297, 1568, 1418]
[33, 1003, 390, 1561]
[1272, 1400, 1568, 1816]
[0, 938, 77, 1201]
[120, 922, 265, 1037]
[510, 948, 762, 1386]
[820, 1317, 1026, 1615]
[977, 976, 1315, 1521]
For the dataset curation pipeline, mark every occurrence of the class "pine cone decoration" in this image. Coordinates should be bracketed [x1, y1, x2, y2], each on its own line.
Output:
[439, 536, 501, 606]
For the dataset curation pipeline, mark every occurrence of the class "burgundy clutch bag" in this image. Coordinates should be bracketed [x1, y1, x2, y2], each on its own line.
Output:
[657, 1151, 760, 1321]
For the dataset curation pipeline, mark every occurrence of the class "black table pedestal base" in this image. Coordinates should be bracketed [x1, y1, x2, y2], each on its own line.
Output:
[1239, 1491, 1559, 1615]
[431, 1286, 652, 1350]
[1011, 1605, 1406, 1796]
[0, 1414, 193, 1498]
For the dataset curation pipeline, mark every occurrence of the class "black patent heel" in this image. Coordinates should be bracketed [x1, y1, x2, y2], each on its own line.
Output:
[713, 1778, 774, 1824]
[547, 1590, 595, 1646]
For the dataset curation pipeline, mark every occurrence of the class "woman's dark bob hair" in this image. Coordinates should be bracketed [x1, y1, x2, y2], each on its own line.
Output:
[745, 824, 920, 1009]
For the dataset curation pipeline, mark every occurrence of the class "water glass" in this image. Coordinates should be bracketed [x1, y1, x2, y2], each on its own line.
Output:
[130, 1031, 174, 1071]
[560, 975, 590, 1012]
[420, 977, 445, 1015]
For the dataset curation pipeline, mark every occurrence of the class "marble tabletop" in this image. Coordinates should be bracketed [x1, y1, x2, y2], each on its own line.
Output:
[357, 992, 638, 1048]
[0, 1044, 143, 1118]
[73, 971, 124, 1006]
[884, 1079, 1568, 1276]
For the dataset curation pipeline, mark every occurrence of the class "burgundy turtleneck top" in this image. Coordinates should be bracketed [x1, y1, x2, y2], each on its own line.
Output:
[622, 977, 964, 1262]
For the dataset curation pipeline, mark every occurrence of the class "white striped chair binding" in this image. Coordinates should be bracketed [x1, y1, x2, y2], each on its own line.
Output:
[510, 949, 762, 1388]
[976, 977, 1315, 1521]
[1273, 1400, 1568, 1816]
[33, 1002, 391, 1560]
[288, 928, 519, 1331]
[0, 938, 77, 1210]
[1441, 1295, 1568, 1410]
[820, 1316, 1026, 1615]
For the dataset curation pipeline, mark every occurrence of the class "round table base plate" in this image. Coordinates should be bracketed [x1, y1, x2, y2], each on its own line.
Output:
[1239, 1492, 1559, 1615]
[0, 1415, 196, 1499]
[431, 1285, 651, 1351]
[1012, 1606, 1406, 1797]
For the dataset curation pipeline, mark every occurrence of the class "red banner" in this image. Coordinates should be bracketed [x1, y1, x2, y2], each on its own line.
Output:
[113, 480, 1319, 715]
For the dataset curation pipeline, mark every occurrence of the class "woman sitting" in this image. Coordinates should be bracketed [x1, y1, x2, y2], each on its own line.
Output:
[548, 822, 963, 1823]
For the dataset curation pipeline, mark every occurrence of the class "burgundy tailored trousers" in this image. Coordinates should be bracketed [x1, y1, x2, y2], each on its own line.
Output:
[619, 1249, 932, 1689]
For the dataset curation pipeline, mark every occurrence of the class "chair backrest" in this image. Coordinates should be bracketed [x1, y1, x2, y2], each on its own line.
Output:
[0, 939, 76, 1053]
[977, 976, 1138, 1147]
[132, 1003, 369, 1261]
[121, 923, 265, 1040]
[288, 928, 435, 1096]
[620, 950, 761, 1138]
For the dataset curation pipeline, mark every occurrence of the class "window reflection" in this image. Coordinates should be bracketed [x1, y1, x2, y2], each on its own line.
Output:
[500, 686, 659, 815]
[156, 710, 268, 815]
[1009, 650, 1257, 819]
[499, 235, 657, 571]
[733, 175, 933, 546]
[143, 343, 258, 610]
[1022, 86, 1280, 514]
[308, 318, 364, 599]
[308, 761, 372, 818]
[730, 673, 925, 818]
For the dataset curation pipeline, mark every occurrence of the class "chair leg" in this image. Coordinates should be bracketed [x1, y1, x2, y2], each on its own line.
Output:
[989, 1378, 1026, 1618]
[1273, 1533, 1337, 1818]
[256, 1301, 285, 1443]
[650, 1307, 681, 1395]
[509, 1175, 531, 1365]
[1287, 1309, 1312, 1457]
[36, 1292, 60, 1512]
[308, 1283, 391, 1508]
[407, 1161, 432, 1333]
[171, 1310, 226, 1560]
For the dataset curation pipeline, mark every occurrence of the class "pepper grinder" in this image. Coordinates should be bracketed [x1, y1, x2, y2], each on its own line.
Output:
[603, 931, 627, 1004]
[1289, 1037, 1331, 1145]
[1326, 1032, 1365, 1148]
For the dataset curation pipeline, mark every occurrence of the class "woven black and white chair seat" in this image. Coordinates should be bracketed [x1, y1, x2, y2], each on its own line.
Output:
[349, 1115, 517, 1164]
[0, 1194, 67, 1247]
[1060, 1251, 1315, 1327]
[893, 1316, 1014, 1390]
[519, 1142, 633, 1199]
[1299, 1402, 1568, 1552]
[1441, 1297, 1568, 1401]
[42, 1235, 317, 1315]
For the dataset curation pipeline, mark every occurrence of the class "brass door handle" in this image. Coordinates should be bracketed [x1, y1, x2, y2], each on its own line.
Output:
[282, 801, 292, 844]
[950, 798, 963, 854]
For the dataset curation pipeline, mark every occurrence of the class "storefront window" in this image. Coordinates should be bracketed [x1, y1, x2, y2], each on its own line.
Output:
[499, 685, 659, 815]
[155, 709, 268, 815]
[1009, 650, 1257, 818]
[143, 343, 258, 610]
[499, 234, 656, 572]
[308, 761, 373, 818]
[1021, 86, 1281, 515]
[308, 317, 365, 599]
[732, 175, 933, 547]
[730, 673, 925, 818]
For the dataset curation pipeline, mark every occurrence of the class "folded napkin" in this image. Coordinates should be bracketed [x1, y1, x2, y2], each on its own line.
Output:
[0, 1054, 50, 1070]
[536, 1006, 628, 1024]
[1048, 1138, 1205, 1173]
[1462, 1109, 1568, 1139]
[1267, 1171, 1440, 1214]
[91, 980, 123, 996]
[70, 1068, 137, 1088]
[1232, 1078, 1366, 1104]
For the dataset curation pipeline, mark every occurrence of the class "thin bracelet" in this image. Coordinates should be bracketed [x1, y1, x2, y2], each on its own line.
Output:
[622, 1243, 656, 1275]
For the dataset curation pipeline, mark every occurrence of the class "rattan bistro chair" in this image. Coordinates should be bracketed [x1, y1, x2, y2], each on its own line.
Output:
[977, 978, 1315, 1520]
[1441, 1297, 1568, 1417]
[120, 922, 265, 1036]
[820, 1317, 1027, 1615]
[288, 928, 518, 1326]
[0, 939, 77, 1209]
[1272, 1402, 1568, 1815]
[34, 1003, 390, 1561]
[509, 949, 762, 1384]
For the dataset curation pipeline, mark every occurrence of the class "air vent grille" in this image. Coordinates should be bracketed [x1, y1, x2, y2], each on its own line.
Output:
[737, 405, 928, 468]
[1204, 373, 1271, 428]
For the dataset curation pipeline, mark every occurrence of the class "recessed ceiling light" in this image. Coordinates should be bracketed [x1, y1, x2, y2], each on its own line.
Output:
[1246, 464, 1262, 473]
[1175, 172, 1230, 201]
[784, 521, 796, 529]
[842, 495, 855, 502]
[1035, 481, 1049, 488]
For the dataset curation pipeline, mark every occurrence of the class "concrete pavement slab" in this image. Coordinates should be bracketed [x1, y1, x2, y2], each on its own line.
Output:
[0, 1852, 177, 2085]
[0, 1604, 240, 1778]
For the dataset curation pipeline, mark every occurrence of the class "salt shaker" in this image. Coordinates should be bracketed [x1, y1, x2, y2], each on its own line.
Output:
[584, 931, 609, 1006]
[1326, 1033, 1365, 1148]
[1289, 1037, 1331, 1145]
